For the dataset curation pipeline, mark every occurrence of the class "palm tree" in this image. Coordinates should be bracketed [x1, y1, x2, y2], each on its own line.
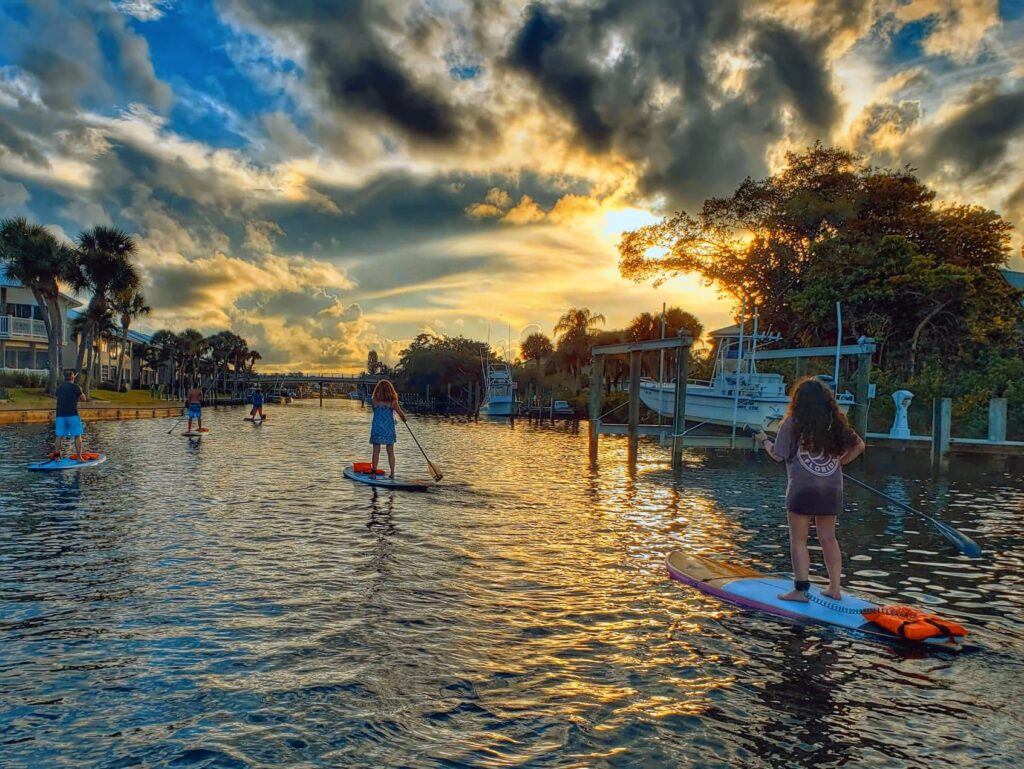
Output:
[205, 330, 239, 395]
[149, 330, 180, 389]
[70, 306, 118, 388]
[71, 226, 140, 394]
[0, 217, 77, 393]
[520, 332, 554, 368]
[247, 349, 262, 373]
[554, 307, 605, 386]
[230, 337, 250, 394]
[111, 286, 150, 390]
[176, 328, 207, 388]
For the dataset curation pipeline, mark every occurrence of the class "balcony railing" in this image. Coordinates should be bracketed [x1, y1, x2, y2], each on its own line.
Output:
[0, 315, 48, 340]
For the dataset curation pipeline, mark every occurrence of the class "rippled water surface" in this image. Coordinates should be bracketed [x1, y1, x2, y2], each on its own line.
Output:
[2, 400, 1023, 768]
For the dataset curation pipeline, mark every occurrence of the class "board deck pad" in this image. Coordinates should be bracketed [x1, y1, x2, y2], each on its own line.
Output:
[343, 465, 431, 490]
[666, 551, 965, 651]
[28, 454, 107, 472]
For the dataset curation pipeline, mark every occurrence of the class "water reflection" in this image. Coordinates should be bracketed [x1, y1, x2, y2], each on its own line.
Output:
[1, 401, 1022, 767]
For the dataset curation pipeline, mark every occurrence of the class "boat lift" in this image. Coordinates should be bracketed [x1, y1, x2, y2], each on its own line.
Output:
[588, 332, 877, 470]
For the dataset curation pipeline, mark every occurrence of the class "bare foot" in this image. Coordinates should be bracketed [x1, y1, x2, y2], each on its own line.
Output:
[822, 588, 842, 601]
[778, 589, 809, 602]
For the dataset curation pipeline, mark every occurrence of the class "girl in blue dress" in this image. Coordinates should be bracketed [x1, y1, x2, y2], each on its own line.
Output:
[369, 379, 407, 478]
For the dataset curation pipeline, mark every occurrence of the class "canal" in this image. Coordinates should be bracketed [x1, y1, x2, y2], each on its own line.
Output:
[1, 399, 1022, 767]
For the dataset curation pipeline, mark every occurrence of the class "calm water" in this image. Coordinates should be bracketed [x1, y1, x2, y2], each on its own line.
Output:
[1, 400, 1023, 768]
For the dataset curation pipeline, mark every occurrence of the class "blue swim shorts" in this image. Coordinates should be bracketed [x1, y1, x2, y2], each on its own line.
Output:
[55, 415, 84, 437]
[187, 404, 202, 418]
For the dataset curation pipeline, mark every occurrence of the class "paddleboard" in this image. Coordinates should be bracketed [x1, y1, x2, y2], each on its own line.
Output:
[343, 465, 431, 490]
[243, 417, 266, 423]
[666, 551, 966, 651]
[27, 454, 107, 472]
[181, 429, 210, 437]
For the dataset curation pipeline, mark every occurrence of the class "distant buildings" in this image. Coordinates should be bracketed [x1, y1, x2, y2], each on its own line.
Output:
[0, 267, 155, 387]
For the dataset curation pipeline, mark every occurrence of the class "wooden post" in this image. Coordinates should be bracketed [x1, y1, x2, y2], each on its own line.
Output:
[988, 398, 1007, 442]
[628, 349, 641, 465]
[672, 337, 691, 470]
[319, 381, 323, 408]
[931, 397, 951, 469]
[795, 357, 807, 380]
[589, 355, 604, 467]
[854, 352, 871, 438]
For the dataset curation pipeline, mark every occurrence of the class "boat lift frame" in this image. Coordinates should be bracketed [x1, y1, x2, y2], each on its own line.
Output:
[588, 334, 877, 470]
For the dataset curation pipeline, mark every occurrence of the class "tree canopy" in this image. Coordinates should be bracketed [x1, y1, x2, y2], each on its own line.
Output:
[618, 144, 1021, 374]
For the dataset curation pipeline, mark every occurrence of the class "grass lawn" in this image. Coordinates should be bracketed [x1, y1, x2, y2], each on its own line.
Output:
[0, 387, 181, 410]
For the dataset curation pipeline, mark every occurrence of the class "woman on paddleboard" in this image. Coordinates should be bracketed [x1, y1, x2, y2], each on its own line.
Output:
[369, 379, 407, 478]
[756, 377, 865, 602]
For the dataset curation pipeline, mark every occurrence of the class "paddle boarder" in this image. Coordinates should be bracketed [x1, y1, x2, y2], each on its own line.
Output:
[51, 369, 87, 460]
[369, 379, 407, 478]
[249, 386, 266, 421]
[755, 377, 865, 603]
[185, 381, 203, 433]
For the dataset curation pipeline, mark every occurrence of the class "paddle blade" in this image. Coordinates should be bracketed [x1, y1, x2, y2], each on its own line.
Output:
[933, 520, 982, 558]
[427, 461, 443, 482]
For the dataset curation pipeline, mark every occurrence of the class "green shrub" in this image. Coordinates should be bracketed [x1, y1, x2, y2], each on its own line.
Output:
[0, 372, 46, 388]
[0, 386, 8, 401]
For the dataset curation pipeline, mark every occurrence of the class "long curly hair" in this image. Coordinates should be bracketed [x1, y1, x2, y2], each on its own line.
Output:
[372, 379, 398, 403]
[786, 377, 857, 457]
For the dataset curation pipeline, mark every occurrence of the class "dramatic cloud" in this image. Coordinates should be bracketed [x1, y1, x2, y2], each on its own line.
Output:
[1, 0, 1022, 369]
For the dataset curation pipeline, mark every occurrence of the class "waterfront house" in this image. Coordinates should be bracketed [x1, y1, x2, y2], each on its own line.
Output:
[0, 265, 81, 376]
[1, 267, 155, 388]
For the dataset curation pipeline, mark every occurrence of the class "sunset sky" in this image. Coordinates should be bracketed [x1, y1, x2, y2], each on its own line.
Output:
[1, 1, 1023, 371]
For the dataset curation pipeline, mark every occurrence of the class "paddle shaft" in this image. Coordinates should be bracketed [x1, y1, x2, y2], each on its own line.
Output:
[403, 420, 442, 481]
[752, 425, 981, 558]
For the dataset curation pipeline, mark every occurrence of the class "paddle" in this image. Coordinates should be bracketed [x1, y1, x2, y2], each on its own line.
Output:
[403, 420, 443, 482]
[749, 425, 981, 558]
[842, 474, 982, 558]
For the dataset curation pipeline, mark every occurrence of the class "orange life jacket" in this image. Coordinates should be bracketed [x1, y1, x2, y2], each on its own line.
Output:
[862, 605, 968, 641]
[69, 452, 100, 461]
[353, 462, 384, 475]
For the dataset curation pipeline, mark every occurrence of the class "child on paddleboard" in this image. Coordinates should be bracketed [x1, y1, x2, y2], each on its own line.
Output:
[756, 377, 865, 602]
[369, 379, 407, 478]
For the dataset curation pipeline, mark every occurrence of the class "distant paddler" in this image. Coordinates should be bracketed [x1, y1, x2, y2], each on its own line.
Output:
[249, 385, 266, 421]
[755, 377, 865, 602]
[369, 379, 407, 478]
[186, 381, 204, 433]
[51, 369, 88, 461]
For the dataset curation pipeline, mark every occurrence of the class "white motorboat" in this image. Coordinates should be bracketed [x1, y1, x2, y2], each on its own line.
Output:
[479, 360, 517, 417]
[638, 325, 854, 431]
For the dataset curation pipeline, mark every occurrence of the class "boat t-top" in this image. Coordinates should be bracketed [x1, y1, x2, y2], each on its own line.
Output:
[639, 324, 855, 431]
[479, 357, 517, 417]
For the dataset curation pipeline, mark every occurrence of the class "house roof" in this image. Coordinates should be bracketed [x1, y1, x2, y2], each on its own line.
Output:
[0, 265, 84, 308]
[1000, 269, 1024, 291]
[66, 308, 153, 344]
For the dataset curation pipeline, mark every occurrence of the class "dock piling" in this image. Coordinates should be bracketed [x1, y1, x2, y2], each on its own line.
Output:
[988, 398, 1007, 443]
[627, 350, 641, 465]
[931, 397, 952, 469]
[671, 337, 689, 470]
[589, 355, 604, 467]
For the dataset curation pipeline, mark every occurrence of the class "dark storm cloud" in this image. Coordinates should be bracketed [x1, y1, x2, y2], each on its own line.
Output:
[0, 116, 50, 167]
[920, 84, 1024, 177]
[0, 0, 171, 112]
[509, 5, 612, 150]
[750, 22, 838, 131]
[221, 0, 462, 144]
[504, 0, 841, 207]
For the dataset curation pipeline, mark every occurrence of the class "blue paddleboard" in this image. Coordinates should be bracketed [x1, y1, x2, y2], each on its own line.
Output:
[27, 454, 107, 472]
[343, 465, 431, 490]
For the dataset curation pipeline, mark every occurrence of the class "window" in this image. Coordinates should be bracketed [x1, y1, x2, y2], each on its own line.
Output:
[101, 364, 112, 382]
[4, 347, 32, 369]
[34, 349, 49, 369]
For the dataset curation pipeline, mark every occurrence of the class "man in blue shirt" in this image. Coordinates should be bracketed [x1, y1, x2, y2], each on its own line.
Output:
[52, 369, 87, 459]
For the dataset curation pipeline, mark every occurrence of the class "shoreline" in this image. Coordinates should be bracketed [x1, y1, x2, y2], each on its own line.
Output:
[0, 403, 185, 425]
